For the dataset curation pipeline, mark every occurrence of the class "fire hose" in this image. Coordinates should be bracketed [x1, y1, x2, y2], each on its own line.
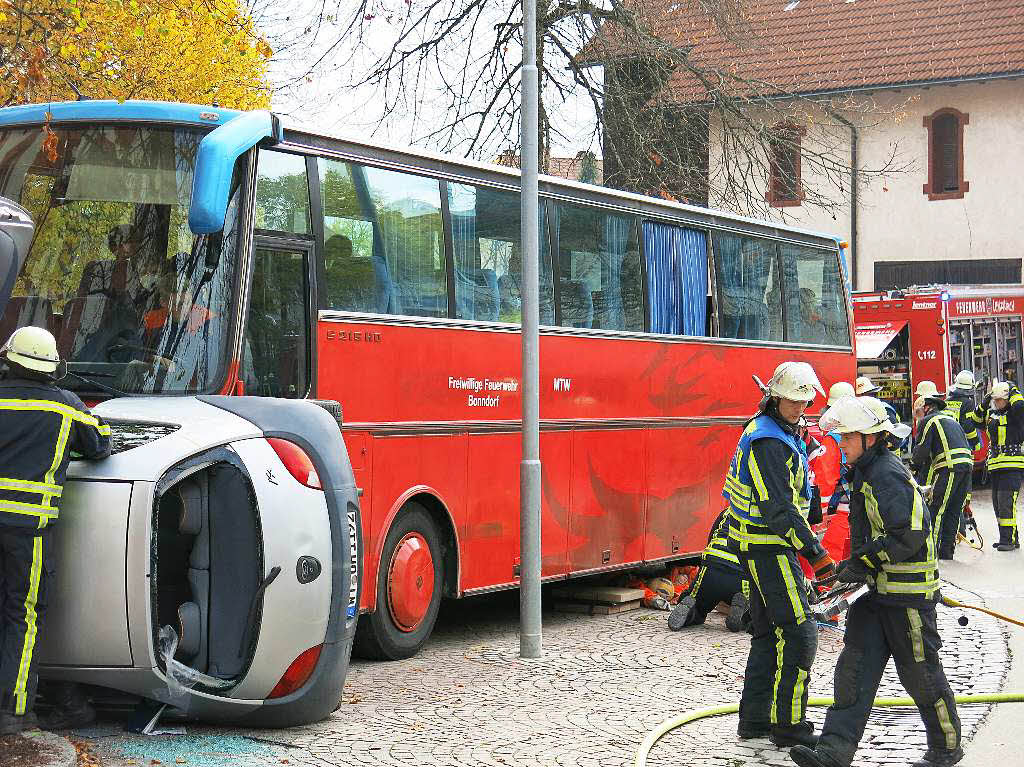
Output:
[635, 596, 1024, 767]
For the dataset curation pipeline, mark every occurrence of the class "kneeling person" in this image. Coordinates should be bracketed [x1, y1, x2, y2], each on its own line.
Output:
[668, 510, 749, 632]
[791, 396, 962, 767]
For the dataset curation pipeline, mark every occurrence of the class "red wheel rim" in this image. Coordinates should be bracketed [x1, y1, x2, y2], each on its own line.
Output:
[386, 532, 435, 632]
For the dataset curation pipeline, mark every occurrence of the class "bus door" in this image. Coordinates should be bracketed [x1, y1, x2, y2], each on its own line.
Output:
[243, 236, 314, 398]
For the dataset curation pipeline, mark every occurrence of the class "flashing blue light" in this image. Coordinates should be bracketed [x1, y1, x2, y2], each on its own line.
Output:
[940, 291, 951, 302]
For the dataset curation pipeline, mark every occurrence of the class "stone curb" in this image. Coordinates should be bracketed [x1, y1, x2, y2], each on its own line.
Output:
[15, 729, 77, 767]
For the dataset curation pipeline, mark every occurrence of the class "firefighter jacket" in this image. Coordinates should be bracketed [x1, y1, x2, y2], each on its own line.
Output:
[943, 390, 981, 451]
[969, 387, 1024, 472]
[0, 375, 112, 530]
[701, 509, 742, 572]
[911, 410, 973, 484]
[849, 443, 938, 606]
[724, 413, 824, 560]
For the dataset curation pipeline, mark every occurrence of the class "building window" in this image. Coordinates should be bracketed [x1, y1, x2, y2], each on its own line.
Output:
[923, 108, 969, 200]
[766, 124, 804, 207]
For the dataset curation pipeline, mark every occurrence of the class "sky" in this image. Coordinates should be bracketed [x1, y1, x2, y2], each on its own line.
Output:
[258, 0, 602, 162]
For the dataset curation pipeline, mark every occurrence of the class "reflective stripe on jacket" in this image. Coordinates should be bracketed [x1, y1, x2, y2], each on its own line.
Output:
[975, 390, 1024, 472]
[944, 391, 981, 451]
[724, 414, 815, 554]
[850, 445, 938, 605]
[702, 509, 741, 570]
[912, 411, 973, 484]
[0, 377, 112, 529]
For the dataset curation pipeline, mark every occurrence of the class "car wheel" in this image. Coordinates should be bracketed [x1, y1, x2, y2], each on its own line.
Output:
[353, 504, 444, 660]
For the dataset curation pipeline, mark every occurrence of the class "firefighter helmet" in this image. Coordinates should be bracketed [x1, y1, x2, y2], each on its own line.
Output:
[991, 380, 1011, 400]
[952, 370, 977, 391]
[766, 361, 825, 402]
[819, 395, 912, 440]
[915, 380, 939, 398]
[826, 381, 856, 407]
[1, 326, 60, 373]
[855, 376, 881, 395]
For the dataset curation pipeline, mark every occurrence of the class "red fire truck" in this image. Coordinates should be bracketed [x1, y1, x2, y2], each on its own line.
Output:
[853, 286, 1024, 424]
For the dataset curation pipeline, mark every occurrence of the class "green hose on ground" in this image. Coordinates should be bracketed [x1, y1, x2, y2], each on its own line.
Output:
[635, 693, 1024, 767]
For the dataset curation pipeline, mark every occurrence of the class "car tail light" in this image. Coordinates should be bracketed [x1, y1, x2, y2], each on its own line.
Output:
[267, 438, 322, 489]
[268, 644, 323, 698]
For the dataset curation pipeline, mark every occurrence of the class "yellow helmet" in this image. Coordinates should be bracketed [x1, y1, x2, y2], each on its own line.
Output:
[1, 326, 60, 373]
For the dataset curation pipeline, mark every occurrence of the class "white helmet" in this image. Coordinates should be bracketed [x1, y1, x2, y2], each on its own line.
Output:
[826, 381, 856, 407]
[915, 380, 939, 398]
[952, 370, 977, 391]
[855, 376, 881, 395]
[819, 395, 912, 441]
[991, 380, 1011, 400]
[1, 326, 60, 373]
[766, 361, 825, 402]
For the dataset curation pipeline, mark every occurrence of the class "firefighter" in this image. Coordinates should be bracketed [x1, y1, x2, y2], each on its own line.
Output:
[970, 380, 1024, 551]
[668, 510, 749, 632]
[725, 361, 834, 749]
[790, 395, 961, 767]
[911, 393, 972, 560]
[0, 327, 111, 734]
[944, 371, 982, 451]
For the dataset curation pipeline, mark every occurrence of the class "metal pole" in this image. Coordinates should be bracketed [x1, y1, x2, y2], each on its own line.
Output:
[519, 0, 542, 659]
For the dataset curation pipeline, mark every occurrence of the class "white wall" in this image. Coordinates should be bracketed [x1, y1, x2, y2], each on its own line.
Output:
[707, 78, 1024, 290]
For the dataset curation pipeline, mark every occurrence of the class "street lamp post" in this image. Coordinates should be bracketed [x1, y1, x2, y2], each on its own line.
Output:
[519, 0, 542, 659]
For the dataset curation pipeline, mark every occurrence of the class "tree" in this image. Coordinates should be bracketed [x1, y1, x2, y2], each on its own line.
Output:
[266, 0, 906, 220]
[0, 0, 272, 108]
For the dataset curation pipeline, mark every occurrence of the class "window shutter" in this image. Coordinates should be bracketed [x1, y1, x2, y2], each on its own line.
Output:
[932, 114, 959, 192]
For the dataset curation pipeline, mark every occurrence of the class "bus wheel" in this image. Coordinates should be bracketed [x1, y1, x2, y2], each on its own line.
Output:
[353, 504, 443, 660]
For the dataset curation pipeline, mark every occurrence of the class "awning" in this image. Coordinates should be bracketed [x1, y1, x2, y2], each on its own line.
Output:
[855, 321, 907, 359]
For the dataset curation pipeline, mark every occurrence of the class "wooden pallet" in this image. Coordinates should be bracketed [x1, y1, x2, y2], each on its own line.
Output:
[550, 585, 645, 604]
[554, 599, 642, 615]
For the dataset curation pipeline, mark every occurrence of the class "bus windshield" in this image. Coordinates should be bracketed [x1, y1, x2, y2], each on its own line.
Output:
[0, 124, 243, 395]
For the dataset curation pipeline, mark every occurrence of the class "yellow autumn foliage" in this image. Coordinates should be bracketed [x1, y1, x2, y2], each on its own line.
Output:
[0, 0, 271, 109]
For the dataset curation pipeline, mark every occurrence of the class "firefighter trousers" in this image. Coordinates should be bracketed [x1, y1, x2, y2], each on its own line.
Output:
[0, 525, 51, 716]
[990, 469, 1021, 547]
[816, 598, 960, 766]
[738, 550, 817, 728]
[680, 562, 748, 628]
[929, 470, 971, 558]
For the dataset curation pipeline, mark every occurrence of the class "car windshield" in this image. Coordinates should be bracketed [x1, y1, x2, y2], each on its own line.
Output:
[0, 124, 243, 394]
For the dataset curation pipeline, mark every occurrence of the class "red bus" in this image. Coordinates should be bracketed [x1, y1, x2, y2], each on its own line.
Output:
[853, 286, 1024, 425]
[0, 101, 856, 660]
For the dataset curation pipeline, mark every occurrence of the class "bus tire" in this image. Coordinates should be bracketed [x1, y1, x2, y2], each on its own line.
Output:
[353, 504, 443, 660]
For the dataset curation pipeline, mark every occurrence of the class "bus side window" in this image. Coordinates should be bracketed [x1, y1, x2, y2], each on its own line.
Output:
[554, 204, 642, 332]
[446, 182, 554, 325]
[711, 232, 784, 343]
[254, 151, 311, 234]
[641, 221, 708, 336]
[318, 159, 446, 318]
[779, 243, 851, 346]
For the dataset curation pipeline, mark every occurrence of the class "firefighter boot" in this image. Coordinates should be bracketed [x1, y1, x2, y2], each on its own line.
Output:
[770, 721, 818, 748]
[41, 682, 96, 730]
[790, 745, 845, 767]
[667, 596, 696, 631]
[912, 747, 964, 767]
[726, 592, 749, 633]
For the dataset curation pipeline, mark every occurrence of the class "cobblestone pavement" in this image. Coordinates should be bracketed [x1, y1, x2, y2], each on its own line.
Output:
[81, 579, 1008, 767]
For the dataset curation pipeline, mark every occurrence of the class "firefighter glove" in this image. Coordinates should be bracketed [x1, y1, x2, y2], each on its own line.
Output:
[810, 551, 836, 584]
[835, 560, 869, 585]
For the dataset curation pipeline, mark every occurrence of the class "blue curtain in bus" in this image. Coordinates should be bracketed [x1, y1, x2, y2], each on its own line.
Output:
[642, 222, 707, 335]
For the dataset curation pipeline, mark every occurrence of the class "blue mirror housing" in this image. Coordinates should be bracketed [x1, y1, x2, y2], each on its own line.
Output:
[188, 110, 282, 234]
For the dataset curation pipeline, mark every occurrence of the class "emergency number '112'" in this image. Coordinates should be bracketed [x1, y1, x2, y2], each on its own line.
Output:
[917, 350, 937, 360]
